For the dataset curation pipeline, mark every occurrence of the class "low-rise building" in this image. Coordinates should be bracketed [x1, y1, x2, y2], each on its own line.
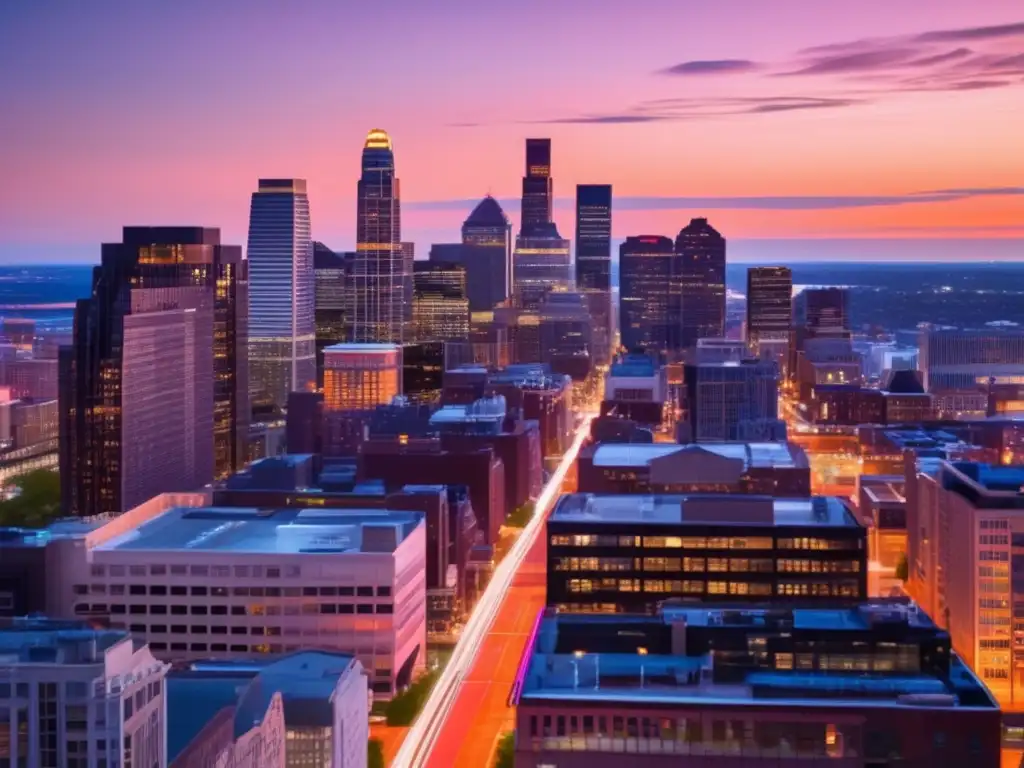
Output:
[577, 442, 810, 497]
[167, 651, 367, 768]
[0, 618, 169, 768]
[547, 493, 866, 614]
[512, 602, 1000, 767]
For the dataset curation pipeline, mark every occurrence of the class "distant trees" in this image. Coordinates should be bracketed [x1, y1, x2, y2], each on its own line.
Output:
[385, 669, 440, 726]
[506, 502, 534, 529]
[368, 739, 385, 768]
[0, 470, 60, 528]
[895, 553, 909, 582]
[494, 731, 515, 768]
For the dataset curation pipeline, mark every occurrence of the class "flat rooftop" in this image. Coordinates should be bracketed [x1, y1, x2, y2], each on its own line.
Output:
[551, 493, 857, 529]
[0, 619, 128, 663]
[954, 462, 1024, 492]
[590, 442, 807, 471]
[519, 606, 995, 711]
[93, 506, 421, 555]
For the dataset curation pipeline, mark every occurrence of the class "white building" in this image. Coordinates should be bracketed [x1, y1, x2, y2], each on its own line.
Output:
[0, 619, 168, 768]
[61, 494, 426, 700]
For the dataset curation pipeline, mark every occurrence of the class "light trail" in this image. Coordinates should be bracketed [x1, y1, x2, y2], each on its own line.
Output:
[391, 415, 594, 768]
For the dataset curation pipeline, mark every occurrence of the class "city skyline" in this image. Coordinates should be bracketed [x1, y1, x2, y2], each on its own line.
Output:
[1, 1, 1022, 264]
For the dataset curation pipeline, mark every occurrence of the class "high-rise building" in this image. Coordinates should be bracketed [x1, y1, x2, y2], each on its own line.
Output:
[462, 195, 513, 306]
[795, 287, 850, 337]
[619, 235, 678, 356]
[353, 129, 405, 344]
[539, 291, 593, 380]
[413, 261, 469, 342]
[512, 224, 572, 311]
[401, 241, 415, 341]
[746, 265, 792, 356]
[575, 184, 613, 365]
[313, 242, 353, 388]
[246, 178, 314, 411]
[60, 227, 247, 517]
[0, 619, 169, 768]
[520, 138, 553, 235]
[676, 217, 726, 351]
[682, 359, 784, 442]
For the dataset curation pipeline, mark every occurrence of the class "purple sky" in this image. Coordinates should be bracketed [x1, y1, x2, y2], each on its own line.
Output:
[1, 0, 1022, 262]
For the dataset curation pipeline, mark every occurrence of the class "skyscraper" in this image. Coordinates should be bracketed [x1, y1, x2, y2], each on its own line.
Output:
[246, 178, 315, 411]
[413, 261, 470, 342]
[513, 224, 572, 311]
[619, 235, 678, 356]
[676, 217, 726, 351]
[313, 242, 354, 387]
[60, 227, 246, 516]
[575, 184, 613, 365]
[520, 138, 553, 235]
[683, 359, 784, 442]
[461, 195, 512, 306]
[354, 129, 405, 344]
[746, 265, 792, 358]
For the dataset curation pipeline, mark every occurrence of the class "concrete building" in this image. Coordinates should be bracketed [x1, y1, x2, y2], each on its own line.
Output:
[412, 261, 469, 343]
[322, 343, 401, 412]
[0, 618, 169, 768]
[905, 460, 1024, 707]
[578, 441, 810, 497]
[746, 266, 792, 358]
[682, 360, 784, 443]
[513, 603, 1000, 767]
[488, 365, 573, 464]
[547, 493, 866, 614]
[61, 496, 425, 699]
[919, 326, 1024, 417]
[601, 353, 668, 429]
[167, 651, 367, 768]
[539, 291, 593, 381]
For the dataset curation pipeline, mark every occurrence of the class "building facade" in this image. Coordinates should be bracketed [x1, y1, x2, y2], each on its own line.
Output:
[619, 236, 678, 357]
[322, 343, 401, 412]
[0, 619, 169, 768]
[60, 226, 247, 516]
[521, 139, 553, 235]
[746, 266, 792, 357]
[461, 195, 512, 310]
[412, 261, 469, 342]
[247, 179, 314, 411]
[353, 129, 406, 344]
[683, 360, 783, 443]
[312, 242, 352, 388]
[513, 225, 572, 312]
[547, 493, 866, 614]
[575, 184, 613, 365]
[675, 218, 726, 351]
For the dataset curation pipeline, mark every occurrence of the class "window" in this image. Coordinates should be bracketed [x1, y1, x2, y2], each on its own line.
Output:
[357, 586, 375, 597]
[150, 565, 166, 576]
[190, 566, 209, 577]
[357, 605, 374, 614]
[191, 586, 208, 596]
[149, 585, 167, 596]
[376, 604, 394, 614]
[377, 586, 392, 597]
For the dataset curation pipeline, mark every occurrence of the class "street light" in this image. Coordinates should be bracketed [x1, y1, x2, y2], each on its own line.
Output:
[572, 650, 585, 690]
[638, 646, 648, 689]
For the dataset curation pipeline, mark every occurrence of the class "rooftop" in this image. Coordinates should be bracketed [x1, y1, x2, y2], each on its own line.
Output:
[464, 195, 509, 228]
[324, 342, 401, 354]
[550, 493, 857, 529]
[590, 442, 807, 471]
[518, 604, 995, 711]
[0, 619, 128, 664]
[168, 651, 357, 762]
[92, 506, 422, 555]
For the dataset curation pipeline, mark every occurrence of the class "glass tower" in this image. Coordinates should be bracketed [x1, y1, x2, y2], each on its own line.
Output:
[676, 217, 727, 351]
[246, 178, 315, 412]
[521, 138, 553, 235]
[354, 129, 406, 344]
[575, 184, 613, 365]
[619, 235, 678, 356]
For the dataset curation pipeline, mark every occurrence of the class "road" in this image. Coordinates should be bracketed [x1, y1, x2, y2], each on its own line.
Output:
[391, 416, 592, 768]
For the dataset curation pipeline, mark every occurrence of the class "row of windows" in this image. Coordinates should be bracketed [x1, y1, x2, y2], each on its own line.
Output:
[564, 579, 857, 597]
[74, 584, 391, 598]
[553, 557, 779, 573]
[551, 535, 777, 550]
[74, 602, 393, 616]
[90, 563, 302, 579]
[980, 520, 1009, 530]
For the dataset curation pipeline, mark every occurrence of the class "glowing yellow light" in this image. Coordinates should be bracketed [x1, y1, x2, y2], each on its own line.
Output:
[365, 128, 393, 150]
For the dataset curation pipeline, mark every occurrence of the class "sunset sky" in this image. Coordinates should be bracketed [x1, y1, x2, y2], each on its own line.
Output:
[1, 0, 1022, 263]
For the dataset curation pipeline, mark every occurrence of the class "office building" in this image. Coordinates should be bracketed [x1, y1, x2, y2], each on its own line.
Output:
[313, 242, 353, 387]
[359, 438, 506, 546]
[488, 365, 573, 463]
[919, 327, 1024, 415]
[857, 474, 907, 575]
[457, 195, 513, 310]
[353, 129, 406, 344]
[746, 265, 792, 358]
[694, 338, 749, 364]
[619, 236, 678, 357]
[794, 287, 850, 337]
[521, 138, 553, 235]
[547, 493, 867, 614]
[1, 318, 34, 351]
[575, 184, 613, 365]
[401, 341, 445, 404]
[60, 226, 250, 516]
[795, 337, 863, 402]
[285, 391, 324, 455]
[676, 218, 726, 351]
[0, 619, 169, 768]
[412, 261, 469, 342]
[167, 651, 367, 768]
[513, 224, 572, 311]
[65, 498, 426, 699]
[682, 360, 783, 443]
[322, 343, 401, 412]
[906, 460, 1024, 707]
[247, 178, 314, 410]
[513, 603, 1000, 767]
[0, 356, 59, 400]
[539, 291, 593, 380]
[578, 441, 811, 497]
